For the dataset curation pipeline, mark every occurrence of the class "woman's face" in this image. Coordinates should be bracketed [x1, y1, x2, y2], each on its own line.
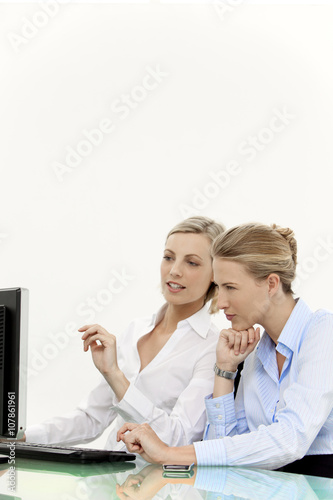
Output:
[213, 258, 270, 330]
[161, 232, 214, 310]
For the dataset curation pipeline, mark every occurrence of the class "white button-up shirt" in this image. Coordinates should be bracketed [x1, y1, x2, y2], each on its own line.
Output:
[26, 304, 219, 450]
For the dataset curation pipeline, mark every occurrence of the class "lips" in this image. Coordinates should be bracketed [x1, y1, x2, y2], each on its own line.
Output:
[225, 314, 235, 321]
[166, 281, 186, 292]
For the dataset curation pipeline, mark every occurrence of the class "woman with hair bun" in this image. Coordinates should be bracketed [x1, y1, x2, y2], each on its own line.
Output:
[119, 222, 333, 478]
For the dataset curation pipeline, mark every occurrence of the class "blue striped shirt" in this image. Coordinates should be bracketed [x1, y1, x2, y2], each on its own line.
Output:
[194, 298, 333, 469]
[194, 466, 323, 499]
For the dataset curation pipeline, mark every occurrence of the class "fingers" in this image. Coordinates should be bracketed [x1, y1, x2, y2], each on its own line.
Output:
[234, 331, 249, 355]
[78, 324, 116, 352]
[79, 324, 109, 339]
[225, 329, 248, 355]
[117, 422, 140, 442]
[223, 327, 261, 356]
[254, 326, 261, 346]
[118, 423, 168, 464]
[247, 327, 255, 344]
[122, 425, 145, 454]
[115, 485, 127, 500]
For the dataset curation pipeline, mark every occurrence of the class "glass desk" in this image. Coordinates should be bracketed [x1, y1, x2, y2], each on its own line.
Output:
[0, 458, 332, 500]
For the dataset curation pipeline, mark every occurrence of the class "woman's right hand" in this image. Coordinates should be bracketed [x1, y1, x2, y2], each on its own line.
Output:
[79, 324, 130, 401]
[117, 423, 170, 464]
[79, 324, 118, 376]
[216, 327, 261, 371]
[116, 465, 166, 500]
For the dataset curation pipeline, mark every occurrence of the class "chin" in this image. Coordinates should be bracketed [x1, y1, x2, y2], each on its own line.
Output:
[231, 318, 254, 331]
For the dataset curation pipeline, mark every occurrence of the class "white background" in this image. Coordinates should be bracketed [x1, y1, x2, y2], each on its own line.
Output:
[1, 1, 333, 448]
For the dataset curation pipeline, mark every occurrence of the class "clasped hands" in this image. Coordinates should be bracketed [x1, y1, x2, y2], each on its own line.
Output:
[215, 326, 261, 371]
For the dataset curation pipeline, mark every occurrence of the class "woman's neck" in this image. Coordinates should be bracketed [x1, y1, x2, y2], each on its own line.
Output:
[262, 293, 297, 345]
[160, 300, 205, 334]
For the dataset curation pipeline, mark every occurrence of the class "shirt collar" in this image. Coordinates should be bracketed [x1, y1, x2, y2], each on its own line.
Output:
[151, 303, 213, 339]
[258, 297, 312, 358]
[276, 297, 312, 352]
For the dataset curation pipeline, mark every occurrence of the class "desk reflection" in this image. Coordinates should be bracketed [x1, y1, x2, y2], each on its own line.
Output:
[111, 463, 332, 500]
[1, 459, 332, 500]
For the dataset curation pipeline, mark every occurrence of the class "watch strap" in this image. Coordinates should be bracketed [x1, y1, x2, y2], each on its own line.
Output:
[214, 363, 238, 380]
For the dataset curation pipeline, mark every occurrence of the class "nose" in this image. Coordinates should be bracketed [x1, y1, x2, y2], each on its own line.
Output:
[217, 288, 229, 310]
[170, 260, 183, 277]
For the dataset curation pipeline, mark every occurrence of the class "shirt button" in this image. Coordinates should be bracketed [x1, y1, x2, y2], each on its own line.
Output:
[218, 415, 222, 420]
[215, 403, 220, 408]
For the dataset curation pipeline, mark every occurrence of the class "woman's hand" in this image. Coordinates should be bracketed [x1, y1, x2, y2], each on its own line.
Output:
[79, 324, 130, 400]
[117, 423, 197, 466]
[79, 324, 118, 376]
[117, 423, 170, 464]
[216, 327, 261, 372]
[116, 465, 165, 500]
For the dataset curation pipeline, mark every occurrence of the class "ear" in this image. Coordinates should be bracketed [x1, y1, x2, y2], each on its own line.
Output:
[267, 273, 280, 296]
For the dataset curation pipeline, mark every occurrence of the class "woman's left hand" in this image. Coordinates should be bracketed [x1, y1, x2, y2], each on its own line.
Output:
[216, 326, 261, 371]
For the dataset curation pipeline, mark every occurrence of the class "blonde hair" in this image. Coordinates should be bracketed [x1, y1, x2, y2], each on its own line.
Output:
[167, 216, 225, 313]
[211, 222, 297, 294]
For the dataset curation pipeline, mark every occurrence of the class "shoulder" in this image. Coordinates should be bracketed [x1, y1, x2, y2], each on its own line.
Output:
[297, 306, 333, 361]
[289, 298, 333, 344]
[305, 306, 333, 332]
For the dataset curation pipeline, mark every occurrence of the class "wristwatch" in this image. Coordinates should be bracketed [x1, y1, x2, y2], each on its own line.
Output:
[214, 363, 238, 380]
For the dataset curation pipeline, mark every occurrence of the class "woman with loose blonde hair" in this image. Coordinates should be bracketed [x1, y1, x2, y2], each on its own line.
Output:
[119, 222, 333, 478]
[167, 215, 224, 313]
[25, 215, 225, 452]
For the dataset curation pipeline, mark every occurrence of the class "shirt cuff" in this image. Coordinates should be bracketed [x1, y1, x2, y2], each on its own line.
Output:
[194, 438, 227, 466]
[205, 392, 236, 426]
[112, 383, 154, 423]
[25, 424, 49, 444]
[194, 466, 228, 493]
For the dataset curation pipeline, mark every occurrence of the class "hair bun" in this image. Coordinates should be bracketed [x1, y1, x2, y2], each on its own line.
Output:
[271, 224, 297, 266]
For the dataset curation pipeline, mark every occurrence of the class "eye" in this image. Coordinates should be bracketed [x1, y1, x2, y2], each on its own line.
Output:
[163, 255, 173, 261]
[226, 285, 235, 291]
[188, 261, 199, 266]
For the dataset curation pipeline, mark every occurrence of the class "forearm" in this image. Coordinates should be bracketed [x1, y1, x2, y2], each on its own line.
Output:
[103, 367, 130, 402]
[213, 380, 234, 398]
[25, 409, 106, 446]
[164, 444, 197, 465]
[26, 379, 117, 446]
[113, 377, 214, 446]
[213, 366, 237, 398]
